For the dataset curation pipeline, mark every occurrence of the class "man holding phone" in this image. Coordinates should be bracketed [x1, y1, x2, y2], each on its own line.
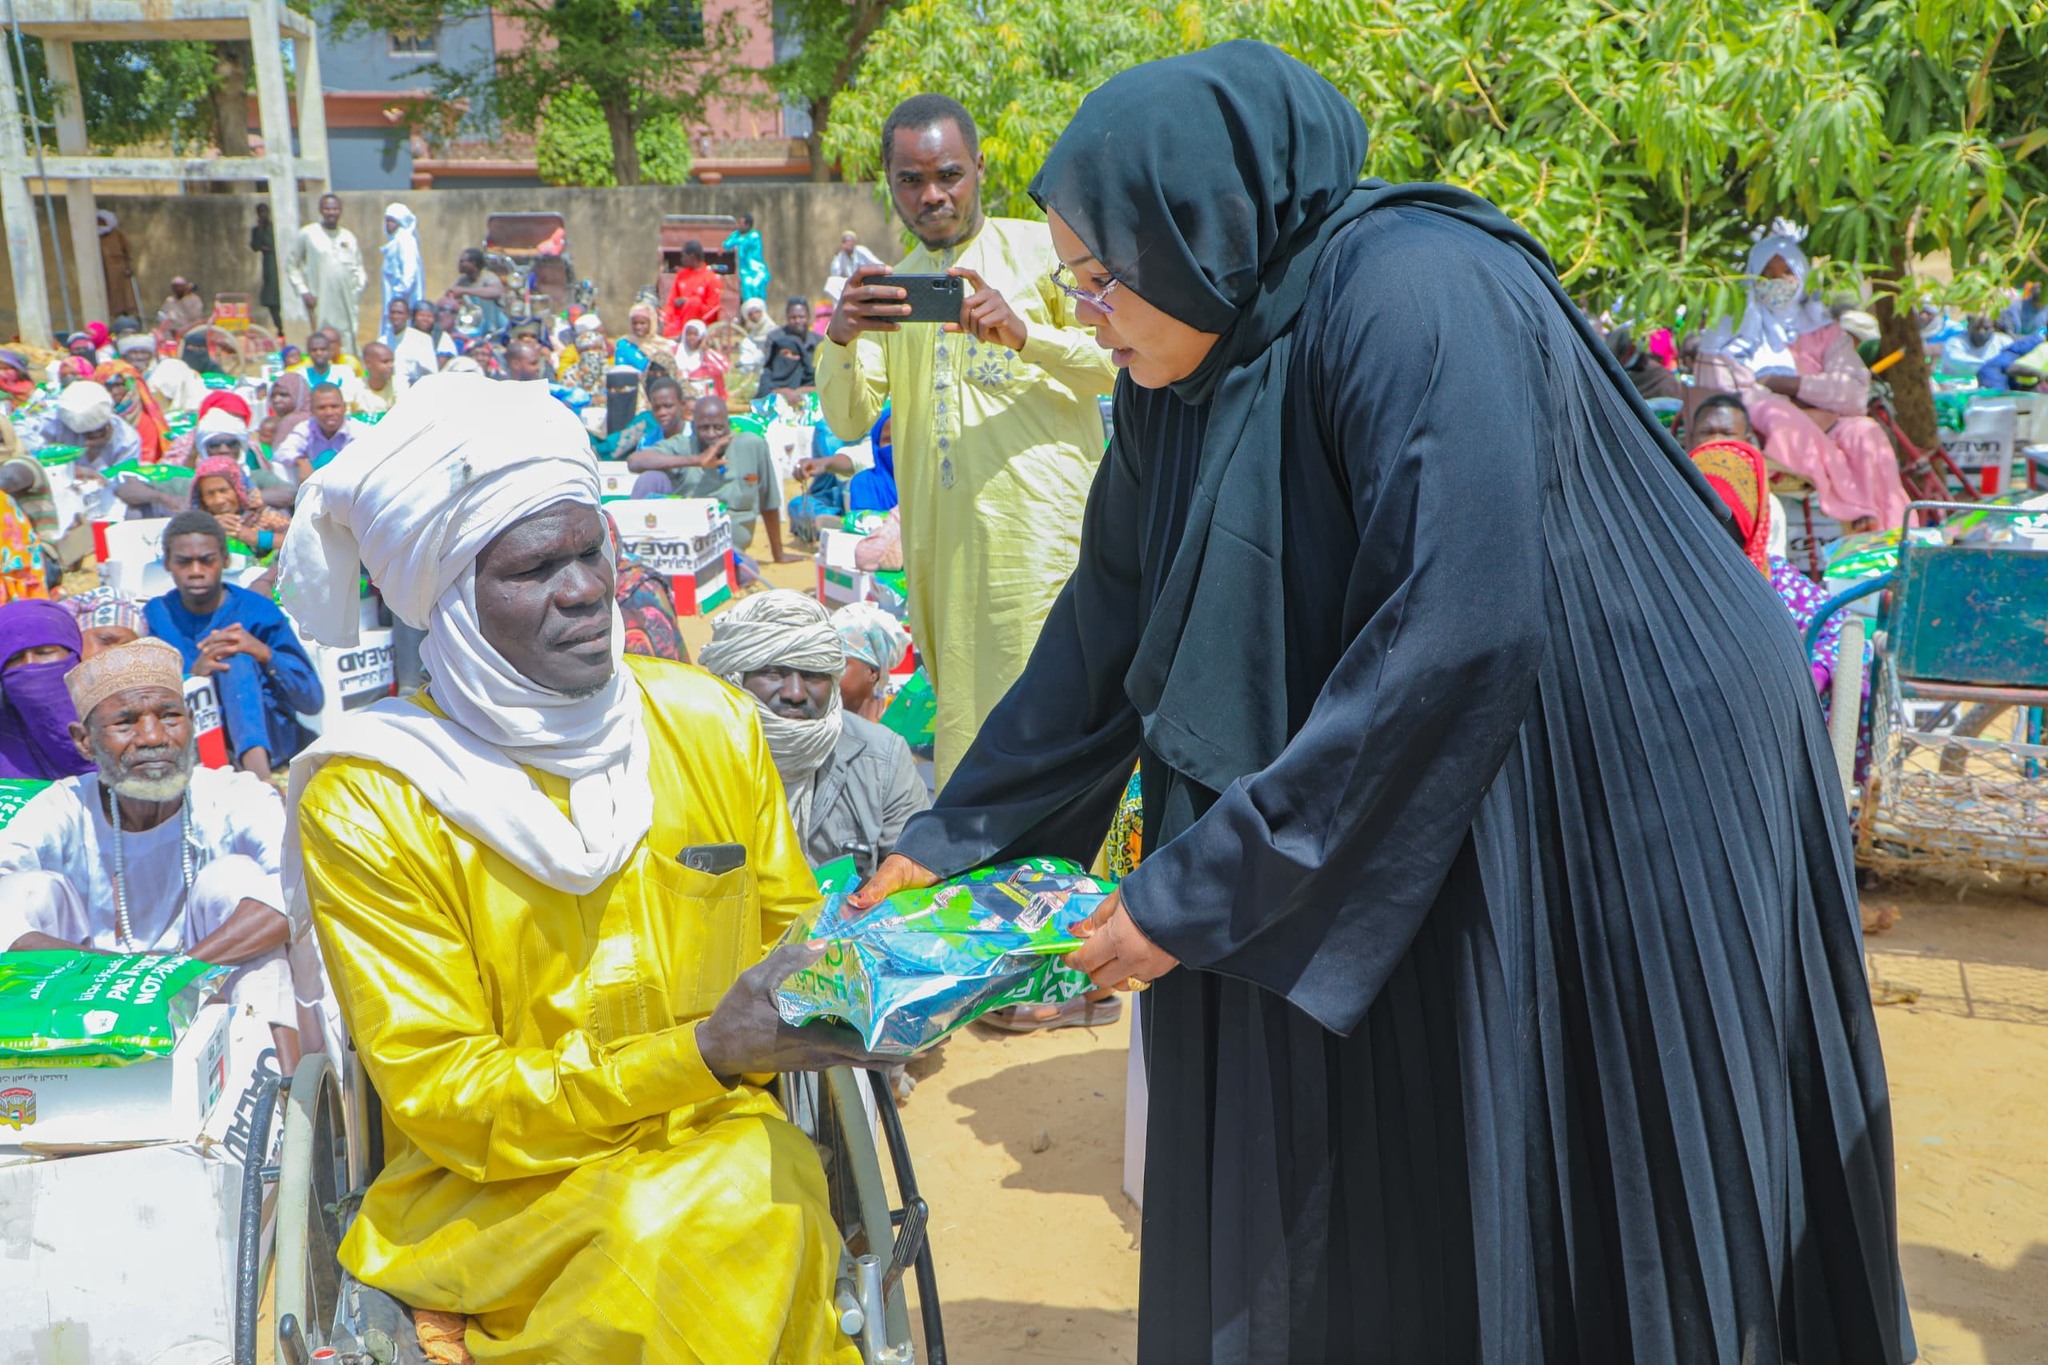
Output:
[819, 93, 1116, 790]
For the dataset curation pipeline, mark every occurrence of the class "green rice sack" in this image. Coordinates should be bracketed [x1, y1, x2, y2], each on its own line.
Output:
[775, 859, 1112, 1056]
[0, 952, 231, 1068]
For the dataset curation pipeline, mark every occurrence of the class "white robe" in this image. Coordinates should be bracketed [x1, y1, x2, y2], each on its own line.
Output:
[286, 224, 369, 354]
[0, 766, 296, 1028]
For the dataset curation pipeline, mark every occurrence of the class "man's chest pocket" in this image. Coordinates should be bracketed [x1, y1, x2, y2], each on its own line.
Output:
[634, 855, 760, 1020]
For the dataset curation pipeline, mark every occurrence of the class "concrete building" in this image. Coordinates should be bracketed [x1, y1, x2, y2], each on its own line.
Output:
[318, 12, 499, 192]
[319, 0, 811, 193]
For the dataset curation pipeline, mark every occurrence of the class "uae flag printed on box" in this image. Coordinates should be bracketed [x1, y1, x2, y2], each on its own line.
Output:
[613, 499, 735, 616]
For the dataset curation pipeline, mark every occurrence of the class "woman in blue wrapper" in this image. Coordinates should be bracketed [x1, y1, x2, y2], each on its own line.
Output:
[855, 42, 1911, 1365]
[845, 405, 897, 517]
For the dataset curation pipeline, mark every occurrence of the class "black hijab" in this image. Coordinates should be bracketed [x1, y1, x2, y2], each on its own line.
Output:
[1030, 42, 1699, 791]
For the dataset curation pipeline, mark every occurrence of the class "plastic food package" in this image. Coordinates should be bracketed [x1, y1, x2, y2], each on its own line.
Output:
[775, 860, 1112, 1056]
[0, 952, 231, 1068]
[879, 667, 935, 748]
[0, 778, 48, 829]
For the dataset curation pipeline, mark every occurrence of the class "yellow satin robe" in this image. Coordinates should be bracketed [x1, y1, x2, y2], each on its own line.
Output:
[299, 655, 860, 1364]
[817, 215, 1116, 788]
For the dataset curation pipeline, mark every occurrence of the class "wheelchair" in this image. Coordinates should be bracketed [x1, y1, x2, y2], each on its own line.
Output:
[241, 1053, 945, 1364]
[1805, 498, 2048, 878]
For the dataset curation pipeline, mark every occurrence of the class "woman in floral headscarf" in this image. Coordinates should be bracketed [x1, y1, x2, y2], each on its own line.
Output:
[601, 510, 685, 663]
[0, 349, 37, 411]
[191, 453, 292, 556]
[94, 357, 169, 460]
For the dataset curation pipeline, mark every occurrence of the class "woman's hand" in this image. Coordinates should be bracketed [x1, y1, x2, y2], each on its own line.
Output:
[1066, 890, 1180, 991]
[846, 852, 938, 910]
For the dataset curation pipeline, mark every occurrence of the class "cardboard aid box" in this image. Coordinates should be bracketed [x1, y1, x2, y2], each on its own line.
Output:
[1941, 396, 2018, 496]
[1779, 492, 1846, 581]
[597, 459, 639, 502]
[0, 1009, 278, 1360]
[183, 674, 231, 769]
[613, 497, 735, 616]
[0, 1003, 231, 1150]
[296, 627, 397, 737]
[816, 526, 874, 609]
[92, 514, 174, 600]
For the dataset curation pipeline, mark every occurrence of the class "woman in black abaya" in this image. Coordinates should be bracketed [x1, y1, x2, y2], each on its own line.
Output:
[855, 42, 1912, 1364]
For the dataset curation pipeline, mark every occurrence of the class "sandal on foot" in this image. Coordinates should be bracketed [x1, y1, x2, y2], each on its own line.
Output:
[981, 996, 1124, 1033]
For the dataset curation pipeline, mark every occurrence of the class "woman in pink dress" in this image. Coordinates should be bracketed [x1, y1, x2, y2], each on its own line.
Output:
[1696, 231, 1910, 530]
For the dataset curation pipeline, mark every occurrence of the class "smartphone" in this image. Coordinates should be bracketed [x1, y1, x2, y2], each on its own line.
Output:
[871, 273, 965, 324]
[678, 843, 747, 876]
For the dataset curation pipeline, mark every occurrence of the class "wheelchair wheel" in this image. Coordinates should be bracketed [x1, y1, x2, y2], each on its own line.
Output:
[271, 1051, 352, 1350]
[784, 1068, 923, 1360]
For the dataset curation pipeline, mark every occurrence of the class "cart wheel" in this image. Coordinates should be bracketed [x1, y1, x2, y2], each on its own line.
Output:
[272, 1052, 352, 1349]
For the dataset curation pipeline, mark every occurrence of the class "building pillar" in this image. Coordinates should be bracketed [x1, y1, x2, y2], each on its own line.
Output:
[251, 0, 308, 331]
[0, 34, 51, 345]
[42, 40, 108, 325]
[292, 27, 329, 193]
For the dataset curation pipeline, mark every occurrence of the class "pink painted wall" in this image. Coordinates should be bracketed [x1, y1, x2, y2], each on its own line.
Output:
[492, 0, 789, 149]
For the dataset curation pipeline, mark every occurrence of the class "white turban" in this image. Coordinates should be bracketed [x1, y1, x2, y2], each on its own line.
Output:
[56, 381, 114, 433]
[278, 372, 650, 915]
[698, 590, 845, 833]
[194, 406, 248, 448]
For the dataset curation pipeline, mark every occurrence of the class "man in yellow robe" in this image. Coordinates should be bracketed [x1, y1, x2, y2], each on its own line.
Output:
[819, 94, 1116, 788]
[279, 373, 881, 1363]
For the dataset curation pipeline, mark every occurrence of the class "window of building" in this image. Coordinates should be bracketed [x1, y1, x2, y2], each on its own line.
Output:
[388, 25, 439, 58]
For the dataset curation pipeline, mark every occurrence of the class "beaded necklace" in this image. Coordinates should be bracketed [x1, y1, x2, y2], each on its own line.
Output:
[109, 789, 194, 953]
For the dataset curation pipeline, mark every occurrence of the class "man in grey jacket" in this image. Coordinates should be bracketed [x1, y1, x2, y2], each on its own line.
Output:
[696, 591, 928, 878]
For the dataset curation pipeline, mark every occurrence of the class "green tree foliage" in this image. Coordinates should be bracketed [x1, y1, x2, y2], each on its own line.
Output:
[535, 85, 695, 187]
[1272, 0, 2048, 443]
[764, 0, 906, 181]
[332, 0, 749, 187]
[821, 0, 1249, 218]
[833, 0, 2045, 442]
[11, 38, 224, 152]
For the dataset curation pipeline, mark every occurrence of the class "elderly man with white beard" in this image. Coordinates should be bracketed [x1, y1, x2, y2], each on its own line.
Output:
[697, 590, 928, 880]
[0, 636, 301, 1068]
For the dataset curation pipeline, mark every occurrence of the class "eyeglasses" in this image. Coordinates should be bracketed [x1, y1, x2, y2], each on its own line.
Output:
[1051, 262, 1121, 315]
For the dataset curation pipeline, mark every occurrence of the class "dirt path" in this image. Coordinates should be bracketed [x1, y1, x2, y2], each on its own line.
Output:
[896, 1018, 1141, 1362]
[1866, 883, 2048, 1363]
[896, 885, 2048, 1363]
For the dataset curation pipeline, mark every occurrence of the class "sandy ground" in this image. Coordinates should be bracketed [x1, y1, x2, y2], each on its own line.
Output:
[886, 879, 2048, 1364]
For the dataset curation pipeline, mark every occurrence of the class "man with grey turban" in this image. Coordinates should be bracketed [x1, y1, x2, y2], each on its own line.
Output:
[279, 372, 879, 1362]
[700, 589, 928, 877]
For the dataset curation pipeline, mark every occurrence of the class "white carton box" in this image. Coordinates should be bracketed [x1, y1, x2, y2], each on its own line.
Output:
[1941, 396, 2018, 495]
[816, 526, 874, 609]
[0, 1009, 277, 1360]
[613, 498, 734, 615]
[0, 1003, 230, 1151]
[296, 627, 396, 736]
[597, 459, 639, 502]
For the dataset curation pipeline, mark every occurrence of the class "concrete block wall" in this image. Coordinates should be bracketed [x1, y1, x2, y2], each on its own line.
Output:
[2, 181, 901, 345]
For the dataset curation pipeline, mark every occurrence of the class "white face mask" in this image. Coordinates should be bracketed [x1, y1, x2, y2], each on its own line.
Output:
[1754, 275, 1802, 309]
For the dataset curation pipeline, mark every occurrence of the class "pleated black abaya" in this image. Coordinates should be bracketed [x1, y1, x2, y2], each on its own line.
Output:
[892, 42, 1913, 1365]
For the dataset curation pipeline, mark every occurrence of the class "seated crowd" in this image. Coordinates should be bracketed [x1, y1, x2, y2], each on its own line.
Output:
[3, 193, 2033, 1361]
